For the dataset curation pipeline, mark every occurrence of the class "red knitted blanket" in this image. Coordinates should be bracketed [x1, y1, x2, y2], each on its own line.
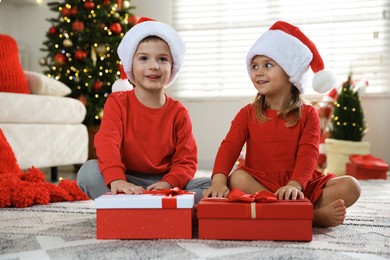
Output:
[0, 129, 89, 208]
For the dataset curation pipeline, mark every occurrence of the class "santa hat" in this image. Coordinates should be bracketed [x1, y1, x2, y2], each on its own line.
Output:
[117, 17, 185, 87]
[246, 21, 336, 93]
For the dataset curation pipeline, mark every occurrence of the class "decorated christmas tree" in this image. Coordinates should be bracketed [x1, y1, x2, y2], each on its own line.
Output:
[40, 0, 136, 126]
[330, 74, 367, 141]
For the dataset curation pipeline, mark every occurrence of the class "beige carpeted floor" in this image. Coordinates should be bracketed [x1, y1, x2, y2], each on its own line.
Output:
[0, 179, 389, 260]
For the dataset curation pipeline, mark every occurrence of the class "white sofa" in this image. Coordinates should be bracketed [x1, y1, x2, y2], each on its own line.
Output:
[0, 71, 88, 181]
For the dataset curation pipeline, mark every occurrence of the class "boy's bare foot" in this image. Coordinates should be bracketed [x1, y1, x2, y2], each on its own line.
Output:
[313, 199, 346, 228]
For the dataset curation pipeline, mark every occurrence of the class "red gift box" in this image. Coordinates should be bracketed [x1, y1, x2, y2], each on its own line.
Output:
[346, 154, 389, 180]
[95, 190, 195, 239]
[197, 189, 313, 241]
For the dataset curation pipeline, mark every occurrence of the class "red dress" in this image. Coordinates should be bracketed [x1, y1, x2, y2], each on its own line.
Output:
[212, 103, 335, 203]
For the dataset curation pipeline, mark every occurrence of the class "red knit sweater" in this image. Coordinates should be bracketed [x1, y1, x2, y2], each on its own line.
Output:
[213, 103, 320, 190]
[95, 90, 197, 189]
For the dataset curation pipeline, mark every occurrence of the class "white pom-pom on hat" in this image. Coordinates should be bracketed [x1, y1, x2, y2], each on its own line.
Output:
[313, 70, 337, 93]
[117, 17, 185, 88]
[246, 21, 336, 93]
[112, 64, 133, 92]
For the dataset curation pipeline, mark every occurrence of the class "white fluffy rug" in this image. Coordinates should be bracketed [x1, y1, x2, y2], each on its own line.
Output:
[0, 179, 389, 260]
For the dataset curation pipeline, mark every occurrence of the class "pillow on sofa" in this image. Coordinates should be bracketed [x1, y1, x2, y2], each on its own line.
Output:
[24, 71, 71, 97]
[0, 34, 30, 94]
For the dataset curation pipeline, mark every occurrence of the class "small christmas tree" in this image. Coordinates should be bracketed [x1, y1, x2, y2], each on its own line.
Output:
[330, 74, 367, 141]
[40, 0, 136, 126]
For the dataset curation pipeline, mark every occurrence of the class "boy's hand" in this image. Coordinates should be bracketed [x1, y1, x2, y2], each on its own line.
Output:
[146, 181, 172, 191]
[110, 180, 145, 195]
[274, 180, 304, 200]
[202, 184, 230, 198]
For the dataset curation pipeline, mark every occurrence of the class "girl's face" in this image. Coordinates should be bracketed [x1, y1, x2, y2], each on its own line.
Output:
[132, 38, 173, 92]
[250, 55, 291, 99]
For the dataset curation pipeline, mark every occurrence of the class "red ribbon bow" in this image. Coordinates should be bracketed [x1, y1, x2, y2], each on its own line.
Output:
[143, 187, 194, 209]
[350, 154, 389, 169]
[227, 188, 278, 203]
[143, 187, 194, 196]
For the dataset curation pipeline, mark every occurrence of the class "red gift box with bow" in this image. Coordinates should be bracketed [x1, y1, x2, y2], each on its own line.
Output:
[95, 188, 195, 239]
[346, 154, 389, 180]
[197, 188, 313, 241]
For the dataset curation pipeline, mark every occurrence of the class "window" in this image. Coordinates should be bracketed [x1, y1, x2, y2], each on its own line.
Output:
[170, 0, 390, 98]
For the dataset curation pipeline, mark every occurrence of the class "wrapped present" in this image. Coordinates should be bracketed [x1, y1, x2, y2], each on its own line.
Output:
[95, 188, 195, 239]
[346, 154, 389, 180]
[198, 188, 313, 241]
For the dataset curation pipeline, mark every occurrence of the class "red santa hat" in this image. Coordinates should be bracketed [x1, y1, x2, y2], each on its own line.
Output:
[117, 17, 185, 87]
[246, 21, 336, 93]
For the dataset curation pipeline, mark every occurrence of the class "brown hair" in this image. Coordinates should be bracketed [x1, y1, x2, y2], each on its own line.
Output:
[140, 35, 167, 44]
[252, 85, 306, 127]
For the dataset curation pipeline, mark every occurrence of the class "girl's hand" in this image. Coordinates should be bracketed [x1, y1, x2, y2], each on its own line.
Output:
[202, 184, 230, 198]
[110, 180, 145, 195]
[202, 173, 229, 198]
[274, 181, 304, 200]
[146, 181, 172, 191]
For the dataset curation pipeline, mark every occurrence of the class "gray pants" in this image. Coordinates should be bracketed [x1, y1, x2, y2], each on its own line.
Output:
[77, 160, 211, 203]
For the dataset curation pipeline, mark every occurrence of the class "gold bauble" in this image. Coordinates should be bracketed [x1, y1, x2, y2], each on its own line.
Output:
[38, 57, 47, 66]
[63, 38, 73, 48]
[123, 0, 130, 8]
[95, 44, 107, 55]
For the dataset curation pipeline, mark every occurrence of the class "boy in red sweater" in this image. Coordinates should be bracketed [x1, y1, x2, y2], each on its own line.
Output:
[202, 21, 361, 227]
[77, 17, 211, 203]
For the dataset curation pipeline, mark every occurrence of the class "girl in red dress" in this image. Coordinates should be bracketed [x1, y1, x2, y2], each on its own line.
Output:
[202, 21, 361, 227]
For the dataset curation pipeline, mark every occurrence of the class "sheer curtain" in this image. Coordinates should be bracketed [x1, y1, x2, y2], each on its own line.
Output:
[170, 0, 390, 98]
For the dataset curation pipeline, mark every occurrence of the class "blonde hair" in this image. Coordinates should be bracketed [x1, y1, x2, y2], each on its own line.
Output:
[252, 86, 306, 127]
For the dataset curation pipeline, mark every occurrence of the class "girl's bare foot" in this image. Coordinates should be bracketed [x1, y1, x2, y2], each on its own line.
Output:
[313, 199, 346, 228]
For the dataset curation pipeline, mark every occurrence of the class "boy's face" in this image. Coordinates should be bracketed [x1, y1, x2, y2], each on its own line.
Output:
[132, 38, 173, 92]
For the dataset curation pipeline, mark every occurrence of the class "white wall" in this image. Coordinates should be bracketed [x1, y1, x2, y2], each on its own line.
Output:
[1, 0, 389, 169]
[0, 0, 53, 72]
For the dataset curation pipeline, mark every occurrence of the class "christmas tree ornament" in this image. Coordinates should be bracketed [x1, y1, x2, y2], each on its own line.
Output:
[53, 53, 66, 66]
[38, 57, 47, 66]
[91, 46, 97, 66]
[72, 20, 85, 32]
[102, 0, 111, 6]
[110, 22, 122, 34]
[246, 21, 336, 94]
[128, 15, 138, 25]
[123, 0, 130, 9]
[63, 38, 73, 48]
[117, 0, 123, 9]
[95, 44, 107, 55]
[75, 50, 87, 60]
[48, 26, 57, 35]
[93, 80, 104, 91]
[60, 7, 70, 16]
[84, 1, 95, 10]
[78, 95, 87, 106]
[70, 7, 78, 15]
